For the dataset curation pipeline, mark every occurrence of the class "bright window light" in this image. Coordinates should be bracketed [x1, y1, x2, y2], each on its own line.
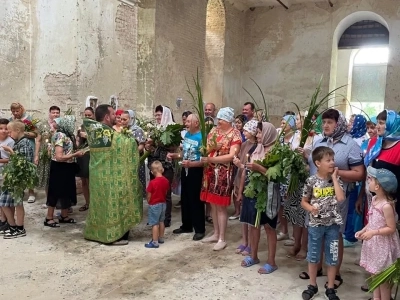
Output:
[354, 47, 389, 65]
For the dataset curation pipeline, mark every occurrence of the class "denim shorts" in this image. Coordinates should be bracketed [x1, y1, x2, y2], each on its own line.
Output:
[148, 203, 166, 226]
[307, 224, 340, 266]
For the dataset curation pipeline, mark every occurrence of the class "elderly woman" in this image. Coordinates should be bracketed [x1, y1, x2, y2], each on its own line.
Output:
[9, 102, 37, 203]
[200, 107, 242, 251]
[44, 116, 84, 227]
[299, 109, 364, 288]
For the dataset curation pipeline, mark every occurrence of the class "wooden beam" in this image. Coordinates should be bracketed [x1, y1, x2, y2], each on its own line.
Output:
[276, 0, 289, 10]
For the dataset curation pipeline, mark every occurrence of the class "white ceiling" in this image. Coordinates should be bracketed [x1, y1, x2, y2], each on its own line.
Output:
[226, 0, 330, 9]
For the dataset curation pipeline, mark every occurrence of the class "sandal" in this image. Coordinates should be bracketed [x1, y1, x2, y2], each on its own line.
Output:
[241, 256, 260, 268]
[241, 246, 251, 256]
[295, 250, 307, 261]
[235, 244, 247, 254]
[58, 216, 76, 223]
[324, 274, 343, 289]
[79, 204, 89, 211]
[44, 218, 60, 228]
[302, 285, 318, 300]
[258, 263, 278, 274]
[299, 268, 323, 280]
[205, 216, 213, 224]
[286, 248, 299, 258]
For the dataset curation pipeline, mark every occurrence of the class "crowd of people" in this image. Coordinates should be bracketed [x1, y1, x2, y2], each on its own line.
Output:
[0, 101, 399, 300]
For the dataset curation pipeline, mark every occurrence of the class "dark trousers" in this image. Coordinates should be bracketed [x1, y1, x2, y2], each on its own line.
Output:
[150, 167, 173, 224]
[180, 167, 205, 234]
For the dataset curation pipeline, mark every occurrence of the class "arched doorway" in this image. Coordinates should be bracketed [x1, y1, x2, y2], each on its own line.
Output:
[203, 0, 225, 110]
[328, 12, 389, 115]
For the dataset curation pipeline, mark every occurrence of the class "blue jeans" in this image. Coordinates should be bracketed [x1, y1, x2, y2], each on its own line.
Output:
[307, 224, 340, 266]
[148, 203, 166, 226]
[343, 185, 359, 243]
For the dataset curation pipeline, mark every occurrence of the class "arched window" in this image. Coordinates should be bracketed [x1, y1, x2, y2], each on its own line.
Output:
[349, 47, 389, 116]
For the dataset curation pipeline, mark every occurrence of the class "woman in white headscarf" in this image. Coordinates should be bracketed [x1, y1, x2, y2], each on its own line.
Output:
[200, 107, 242, 251]
[144, 105, 177, 227]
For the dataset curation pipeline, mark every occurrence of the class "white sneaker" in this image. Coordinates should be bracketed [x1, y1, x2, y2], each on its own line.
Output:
[27, 196, 36, 203]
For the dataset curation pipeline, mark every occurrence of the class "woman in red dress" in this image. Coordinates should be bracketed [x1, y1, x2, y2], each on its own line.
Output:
[201, 107, 242, 251]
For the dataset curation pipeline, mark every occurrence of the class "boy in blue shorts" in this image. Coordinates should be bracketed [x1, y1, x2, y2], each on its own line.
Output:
[301, 146, 345, 300]
[145, 161, 170, 248]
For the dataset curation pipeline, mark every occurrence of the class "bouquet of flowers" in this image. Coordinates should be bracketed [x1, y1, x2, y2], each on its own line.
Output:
[2, 153, 38, 201]
[22, 119, 39, 132]
[140, 122, 184, 163]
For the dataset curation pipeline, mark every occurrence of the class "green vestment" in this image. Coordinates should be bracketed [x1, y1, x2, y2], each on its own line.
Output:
[83, 119, 143, 243]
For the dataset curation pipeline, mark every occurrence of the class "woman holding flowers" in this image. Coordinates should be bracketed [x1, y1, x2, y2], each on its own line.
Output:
[9, 102, 37, 203]
[35, 106, 60, 194]
[45, 116, 84, 227]
[235, 122, 279, 273]
[200, 107, 242, 251]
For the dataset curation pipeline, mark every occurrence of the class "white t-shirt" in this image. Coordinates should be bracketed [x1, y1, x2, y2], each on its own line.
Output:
[0, 137, 15, 179]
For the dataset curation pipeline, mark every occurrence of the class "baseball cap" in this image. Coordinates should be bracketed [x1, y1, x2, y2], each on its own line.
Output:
[367, 166, 398, 193]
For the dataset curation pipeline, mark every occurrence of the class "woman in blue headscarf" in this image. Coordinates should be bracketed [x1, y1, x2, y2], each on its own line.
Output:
[349, 114, 367, 146]
[363, 110, 400, 215]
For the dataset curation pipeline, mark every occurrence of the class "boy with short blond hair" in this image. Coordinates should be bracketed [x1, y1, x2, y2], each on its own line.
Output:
[0, 119, 15, 233]
[0, 120, 34, 239]
[145, 161, 170, 248]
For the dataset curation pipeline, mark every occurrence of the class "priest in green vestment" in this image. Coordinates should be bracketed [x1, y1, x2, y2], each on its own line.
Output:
[83, 104, 143, 246]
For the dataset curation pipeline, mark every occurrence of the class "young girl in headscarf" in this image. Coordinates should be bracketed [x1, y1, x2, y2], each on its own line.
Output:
[235, 122, 280, 274]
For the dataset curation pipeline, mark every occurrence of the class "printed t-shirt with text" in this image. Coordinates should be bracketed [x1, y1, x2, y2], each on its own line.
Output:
[302, 175, 344, 227]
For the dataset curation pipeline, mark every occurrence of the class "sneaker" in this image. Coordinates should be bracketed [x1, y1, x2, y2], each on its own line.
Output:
[228, 215, 240, 220]
[27, 195, 36, 203]
[0, 222, 9, 232]
[4, 228, 26, 239]
[325, 288, 340, 300]
[0, 224, 10, 235]
[174, 201, 181, 208]
[145, 240, 159, 248]
[158, 238, 165, 244]
[343, 239, 356, 248]
[302, 285, 318, 300]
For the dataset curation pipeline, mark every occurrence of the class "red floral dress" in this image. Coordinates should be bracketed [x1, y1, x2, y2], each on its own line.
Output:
[200, 127, 242, 206]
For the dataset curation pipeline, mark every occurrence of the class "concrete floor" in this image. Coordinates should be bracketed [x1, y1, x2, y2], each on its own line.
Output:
[1, 191, 372, 300]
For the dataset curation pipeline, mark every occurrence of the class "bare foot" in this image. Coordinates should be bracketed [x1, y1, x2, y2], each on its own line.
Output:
[201, 235, 219, 243]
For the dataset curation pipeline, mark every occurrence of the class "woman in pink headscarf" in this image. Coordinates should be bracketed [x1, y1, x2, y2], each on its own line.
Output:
[235, 122, 280, 274]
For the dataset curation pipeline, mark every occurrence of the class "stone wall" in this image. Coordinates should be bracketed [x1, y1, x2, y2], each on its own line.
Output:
[241, 0, 400, 116]
[0, 0, 138, 120]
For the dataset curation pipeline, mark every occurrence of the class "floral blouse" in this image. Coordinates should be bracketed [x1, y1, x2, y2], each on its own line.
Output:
[51, 132, 75, 163]
[208, 127, 242, 160]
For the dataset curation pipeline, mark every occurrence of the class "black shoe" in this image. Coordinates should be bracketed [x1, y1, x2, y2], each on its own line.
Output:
[0, 223, 10, 235]
[325, 288, 340, 300]
[164, 221, 171, 228]
[3, 227, 26, 239]
[193, 233, 205, 241]
[173, 228, 192, 234]
[302, 285, 318, 300]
